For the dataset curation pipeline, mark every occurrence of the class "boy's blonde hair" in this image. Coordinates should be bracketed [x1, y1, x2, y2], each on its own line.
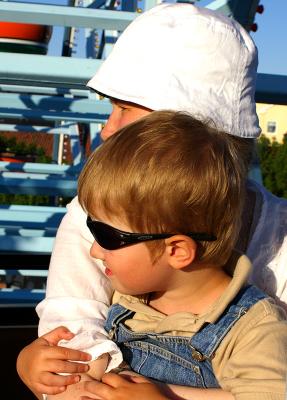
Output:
[78, 111, 246, 266]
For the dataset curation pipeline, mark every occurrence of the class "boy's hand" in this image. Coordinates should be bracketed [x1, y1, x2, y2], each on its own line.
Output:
[16, 326, 92, 396]
[80, 372, 168, 400]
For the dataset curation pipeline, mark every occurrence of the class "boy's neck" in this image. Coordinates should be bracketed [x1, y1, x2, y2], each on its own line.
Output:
[149, 264, 231, 316]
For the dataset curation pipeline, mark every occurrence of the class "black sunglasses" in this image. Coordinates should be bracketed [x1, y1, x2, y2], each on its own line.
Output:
[86, 217, 217, 250]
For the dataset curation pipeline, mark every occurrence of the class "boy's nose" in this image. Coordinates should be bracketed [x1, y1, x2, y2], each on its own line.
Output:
[90, 240, 105, 260]
[100, 112, 119, 140]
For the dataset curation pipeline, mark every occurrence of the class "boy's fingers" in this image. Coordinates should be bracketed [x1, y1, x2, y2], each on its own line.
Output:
[59, 347, 92, 362]
[125, 374, 150, 384]
[34, 382, 67, 396]
[42, 326, 74, 346]
[82, 381, 113, 399]
[80, 397, 102, 400]
[40, 371, 81, 387]
[46, 359, 90, 374]
[101, 372, 127, 387]
[47, 346, 92, 362]
[80, 397, 96, 400]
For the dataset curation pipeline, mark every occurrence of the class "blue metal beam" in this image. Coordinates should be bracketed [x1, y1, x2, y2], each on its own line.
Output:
[206, 0, 260, 30]
[0, 93, 110, 114]
[0, 235, 55, 253]
[0, 270, 48, 277]
[0, 205, 65, 253]
[0, 227, 56, 238]
[0, 288, 45, 302]
[0, 123, 79, 135]
[0, 173, 77, 197]
[0, 204, 66, 224]
[0, 92, 111, 123]
[0, 2, 136, 30]
[0, 85, 92, 97]
[0, 53, 103, 89]
[0, 162, 82, 175]
[0, 109, 108, 123]
[255, 73, 287, 105]
[0, 205, 66, 254]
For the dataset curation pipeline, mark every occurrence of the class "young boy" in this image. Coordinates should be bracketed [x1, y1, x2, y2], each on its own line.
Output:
[17, 111, 287, 400]
[75, 110, 287, 400]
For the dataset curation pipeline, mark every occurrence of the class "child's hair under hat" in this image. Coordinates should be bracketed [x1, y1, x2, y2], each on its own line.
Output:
[78, 111, 246, 266]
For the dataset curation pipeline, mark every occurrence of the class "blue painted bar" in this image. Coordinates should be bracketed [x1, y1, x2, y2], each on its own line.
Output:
[0, 162, 82, 175]
[0, 172, 77, 196]
[206, 0, 231, 13]
[68, 123, 83, 165]
[0, 123, 78, 135]
[0, 288, 45, 303]
[0, 204, 66, 224]
[0, 2, 136, 30]
[206, 0, 260, 30]
[0, 108, 108, 123]
[0, 93, 110, 114]
[0, 228, 57, 237]
[255, 73, 287, 105]
[0, 235, 55, 253]
[0, 53, 103, 89]
[0, 205, 66, 253]
[0, 84, 92, 97]
[0, 90, 111, 122]
[0, 204, 66, 213]
[0, 270, 47, 277]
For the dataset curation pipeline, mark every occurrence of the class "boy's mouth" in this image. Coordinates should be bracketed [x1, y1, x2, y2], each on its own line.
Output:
[105, 267, 113, 277]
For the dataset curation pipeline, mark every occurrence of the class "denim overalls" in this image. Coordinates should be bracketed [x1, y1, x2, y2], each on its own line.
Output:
[105, 285, 266, 388]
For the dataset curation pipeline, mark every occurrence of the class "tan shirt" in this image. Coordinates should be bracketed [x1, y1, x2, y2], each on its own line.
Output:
[113, 255, 287, 400]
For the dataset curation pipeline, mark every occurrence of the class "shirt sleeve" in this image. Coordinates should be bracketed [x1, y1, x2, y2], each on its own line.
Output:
[36, 196, 122, 370]
[214, 299, 287, 400]
[246, 181, 287, 313]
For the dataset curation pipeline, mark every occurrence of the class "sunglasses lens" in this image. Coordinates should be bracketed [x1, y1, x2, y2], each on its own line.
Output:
[88, 220, 123, 250]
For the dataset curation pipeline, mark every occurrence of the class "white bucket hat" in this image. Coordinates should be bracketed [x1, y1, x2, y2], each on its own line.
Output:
[87, 3, 261, 138]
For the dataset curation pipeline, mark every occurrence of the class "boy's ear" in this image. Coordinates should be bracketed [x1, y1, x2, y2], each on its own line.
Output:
[164, 235, 197, 270]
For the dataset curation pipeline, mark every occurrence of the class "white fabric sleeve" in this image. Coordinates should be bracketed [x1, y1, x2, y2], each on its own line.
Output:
[36, 196, 122, 371]
[246, 181, 287, 312]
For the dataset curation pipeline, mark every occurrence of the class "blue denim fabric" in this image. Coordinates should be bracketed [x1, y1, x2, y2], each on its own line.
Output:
[105, 285, 266, 387]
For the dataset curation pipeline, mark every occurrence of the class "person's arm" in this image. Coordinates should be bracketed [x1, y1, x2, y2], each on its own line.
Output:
[46, 373, 101, 400]
[46, 355, 110, 400]
[16, 326, 92, 398]
[214, 299, 287, 398]
[36, 197, 122, 370]
[79, 372, 234, 400]
[164, 384, 234, 400]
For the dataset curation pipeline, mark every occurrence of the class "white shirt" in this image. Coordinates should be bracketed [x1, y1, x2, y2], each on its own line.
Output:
[246, 180, 287, 308]
[36, 180, 287, 368]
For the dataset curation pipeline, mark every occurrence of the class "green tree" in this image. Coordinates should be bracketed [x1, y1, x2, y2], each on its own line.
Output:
[257, 134, 287, 199]
[273, 134, 287, 198]
[0, 133, 52, 205]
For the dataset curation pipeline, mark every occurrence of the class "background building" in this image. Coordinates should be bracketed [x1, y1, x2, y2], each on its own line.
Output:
[257, 103, 287, 143]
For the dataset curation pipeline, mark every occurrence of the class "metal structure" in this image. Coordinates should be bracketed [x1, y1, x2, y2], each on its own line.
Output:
[0, 0, 138, 263]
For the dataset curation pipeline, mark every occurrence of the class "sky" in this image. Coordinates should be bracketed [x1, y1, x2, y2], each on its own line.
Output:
[200, 0, 287, 76]
[11, 0, 287, 76]
[249, 0, 287, 75]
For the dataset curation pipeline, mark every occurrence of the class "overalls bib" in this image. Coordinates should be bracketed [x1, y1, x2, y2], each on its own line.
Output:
[105, 285, 266, 388]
